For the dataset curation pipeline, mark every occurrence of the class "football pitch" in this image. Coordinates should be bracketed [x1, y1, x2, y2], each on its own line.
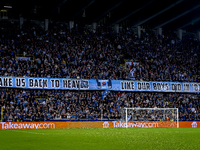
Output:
[0, 128, 200, 150]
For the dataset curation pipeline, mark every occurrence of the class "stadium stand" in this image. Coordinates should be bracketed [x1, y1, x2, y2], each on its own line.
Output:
[0, 21, 199, 82]
[0, 21, 199, 122]
[0, 88, 200, 122]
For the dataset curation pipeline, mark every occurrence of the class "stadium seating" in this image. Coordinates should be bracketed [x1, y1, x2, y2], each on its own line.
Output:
[0, 21, 199, 122]
[0, 21, 199, 81]
[0, 88, 199, 121]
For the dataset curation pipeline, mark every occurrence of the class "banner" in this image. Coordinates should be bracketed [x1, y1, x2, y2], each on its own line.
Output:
[179, 121, 200, 128]
[127, 68, 136, 80]
[16, 57, 31, 61]
[126, 62, 139, 80]
[125, 62, 139, 69]
[0, 77, 199, 93]
[1, 121, 198, 129]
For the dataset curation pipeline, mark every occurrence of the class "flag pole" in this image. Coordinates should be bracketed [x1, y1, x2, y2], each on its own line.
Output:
[1, 107, 3, 122]
[101, 92, 103, 121]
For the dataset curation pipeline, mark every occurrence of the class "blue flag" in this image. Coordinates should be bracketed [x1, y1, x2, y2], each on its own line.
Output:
[102, 90, 110, 100]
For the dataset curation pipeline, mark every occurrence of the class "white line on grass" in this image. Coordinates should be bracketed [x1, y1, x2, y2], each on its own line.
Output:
[9, 130, 45, 135]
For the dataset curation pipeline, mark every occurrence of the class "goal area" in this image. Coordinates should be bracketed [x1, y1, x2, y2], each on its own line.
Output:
[122, 108, 179, 128]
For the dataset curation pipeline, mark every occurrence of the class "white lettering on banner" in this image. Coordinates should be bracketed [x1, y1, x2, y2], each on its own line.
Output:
[112, 121, 158, 128]
[137, 82, 150, 90]
[0, 122, 55, 129]
[29, 79, 48, 88]
[121, 82, 135, 90]
[191, 122, 197, 128]
[0, 78, 13, 87]
[103, 122, 109, 128]
[152, 82, 169, 91]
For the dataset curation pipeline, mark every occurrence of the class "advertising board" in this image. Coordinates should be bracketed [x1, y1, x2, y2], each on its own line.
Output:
[1, 121, 198, 129]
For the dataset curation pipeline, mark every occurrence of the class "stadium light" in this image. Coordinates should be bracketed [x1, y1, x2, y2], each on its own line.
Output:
[4, 6, 12, 9]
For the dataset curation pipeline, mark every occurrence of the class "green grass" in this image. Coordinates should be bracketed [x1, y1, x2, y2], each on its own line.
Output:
[0, 128, 200, 150]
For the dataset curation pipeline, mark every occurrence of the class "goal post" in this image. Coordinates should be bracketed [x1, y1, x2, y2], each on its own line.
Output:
[124, 108, 179, 128]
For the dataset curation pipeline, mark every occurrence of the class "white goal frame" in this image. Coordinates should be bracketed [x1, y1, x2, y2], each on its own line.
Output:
[125, 108, 179, 128]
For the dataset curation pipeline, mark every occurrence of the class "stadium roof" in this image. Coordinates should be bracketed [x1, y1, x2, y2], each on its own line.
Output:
[1, 0, 200, 32]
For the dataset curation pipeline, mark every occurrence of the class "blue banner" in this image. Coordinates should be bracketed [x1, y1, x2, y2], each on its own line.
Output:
[0, 77, 199, 93]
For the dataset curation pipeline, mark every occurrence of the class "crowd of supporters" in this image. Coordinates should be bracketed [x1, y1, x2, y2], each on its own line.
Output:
[0, 21, 200, 122]
[0, 21, 199, 81]
[0, 88, 200, 121]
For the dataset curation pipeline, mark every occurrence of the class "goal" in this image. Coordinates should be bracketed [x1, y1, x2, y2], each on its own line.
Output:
[123, 108, 179, 128]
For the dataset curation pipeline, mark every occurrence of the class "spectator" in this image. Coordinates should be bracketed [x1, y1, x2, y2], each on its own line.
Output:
[0, 88, 199, 121]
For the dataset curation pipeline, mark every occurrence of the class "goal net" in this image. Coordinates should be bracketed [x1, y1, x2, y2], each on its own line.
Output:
[121, 108, 179, 128]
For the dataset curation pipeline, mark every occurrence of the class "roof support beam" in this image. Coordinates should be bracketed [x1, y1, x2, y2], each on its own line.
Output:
[48, 0, 67, 17]
[70, 0, 97, 20]
[153, 3, 200, 29]
[132, 0, 184, 27]
[111, 0, 154, 26]
[177, 17, 200, 30]
[91, 0, 127, 23]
